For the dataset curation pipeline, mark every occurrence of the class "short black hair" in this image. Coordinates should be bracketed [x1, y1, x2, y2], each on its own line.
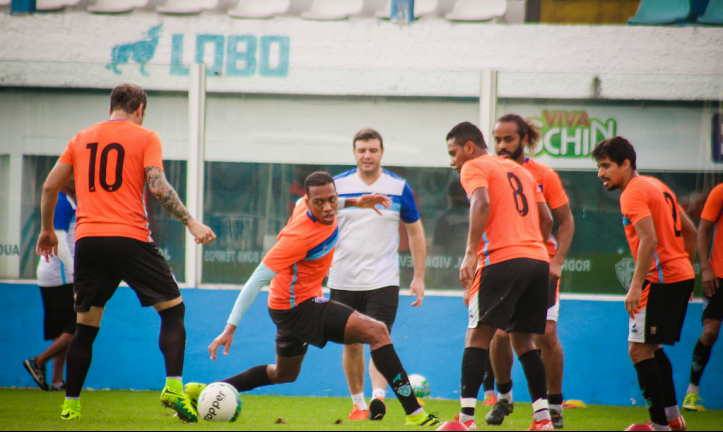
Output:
[446, 122, 487, 149]
[110, 84, 147, 115]
[304, 172, 336, 196]
[353, 128, 384, 149]
[591, 136, 637, 170]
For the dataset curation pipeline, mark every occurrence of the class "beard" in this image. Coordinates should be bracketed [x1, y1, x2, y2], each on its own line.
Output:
[499, 144, 524, 161]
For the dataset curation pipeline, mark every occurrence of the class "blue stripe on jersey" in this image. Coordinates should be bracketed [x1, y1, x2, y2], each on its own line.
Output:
[482, 233, 491, 266]
[334, 169, 358, 180]
[306, 210, 318, 223]
[548, 235, 558, 251]
[654, 253, 663, 283]
[53, 193, 74, 231]
[711, 225, 717, 258]
[60, 262, 67, 285]
[142, 185, 151, 243]
[623, 216, 632, 226]
[305, 227, 339, 261]
[290, 264, 298, 308]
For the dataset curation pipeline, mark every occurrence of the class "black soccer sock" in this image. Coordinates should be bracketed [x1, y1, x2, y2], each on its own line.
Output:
[483, 349, 496, 393]
[370, 344, 422, 416]
[223, 365, 273, 392]
[461, 348, 488, 416]
[518, 350, 548, 412]
[634, 358, 668, 427]
[65, 324, 100, 398]
[690, 339, 712, 387]
[654, 349, 678, 409]
[548, 393, 564, 407]
[158, 303, 186, 378]
[497, 379, 513, 395]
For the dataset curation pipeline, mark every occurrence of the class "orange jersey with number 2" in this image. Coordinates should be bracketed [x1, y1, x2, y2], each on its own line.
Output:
[620, 176, 694, 284]
[58, 120, 164, 243]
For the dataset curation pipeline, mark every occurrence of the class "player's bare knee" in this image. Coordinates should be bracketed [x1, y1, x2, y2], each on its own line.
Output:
[270, 367, 299, 384]
[368, 321, 391, 348]
[494, 330, 510, 343]
[345, 343, 364, 356]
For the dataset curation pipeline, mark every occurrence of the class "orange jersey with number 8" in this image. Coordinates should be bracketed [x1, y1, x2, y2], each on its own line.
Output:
[620, 176, 694, 284]
[58, 120, 164, 243]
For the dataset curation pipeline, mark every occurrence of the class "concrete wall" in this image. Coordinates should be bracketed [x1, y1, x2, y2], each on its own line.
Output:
[3, 283, 722, 409]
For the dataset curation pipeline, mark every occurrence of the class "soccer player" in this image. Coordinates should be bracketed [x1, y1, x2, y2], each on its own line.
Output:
[486, 114, 575, 429]
[592, 137, 695, 432]
[24, 179, 78, 392]
[683, 182, 723, 411]
[328, 128, 427, 422]
[36, 84, 216, 422]
[445, 122, 555, 431]
[199, 172, 440, 428]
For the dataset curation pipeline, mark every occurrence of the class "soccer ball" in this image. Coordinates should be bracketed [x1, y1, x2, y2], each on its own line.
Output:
[197, 382, 242, 422]
[409, 374, 430, 399]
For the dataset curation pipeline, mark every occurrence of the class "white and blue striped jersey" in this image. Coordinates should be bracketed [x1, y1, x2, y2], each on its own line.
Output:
[328, 169, 420, 291]
[37, 193, 76, 287]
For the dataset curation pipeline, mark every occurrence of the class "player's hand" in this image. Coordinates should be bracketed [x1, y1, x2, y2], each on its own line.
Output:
[354, 194, 392, 216]
[36, 230, 59, 263]
[550, 259, 562, 283]
[208, 325, 236, 361]
[702, 266, 719, 297]
[625, 284, 643, 319]
[410, 277, 425, 308]
[188, 220, 217, 245]
[463, 288, 471, 307]
[459, 252, 477, 291]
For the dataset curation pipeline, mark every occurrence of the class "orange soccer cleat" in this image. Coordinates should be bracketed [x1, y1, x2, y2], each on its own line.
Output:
[483, 394, 498, 407]
[453, 414, 477, 430]
[668, 415, 687, 432]
[527, 419, 555, 431]
[348, 405, 369, 421]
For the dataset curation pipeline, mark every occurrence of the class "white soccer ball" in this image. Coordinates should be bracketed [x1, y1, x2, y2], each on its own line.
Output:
[409, 374, 430, 399]
[198, 382, 242, 422]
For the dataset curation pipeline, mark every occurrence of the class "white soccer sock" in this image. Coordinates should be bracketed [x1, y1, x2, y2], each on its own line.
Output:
[65, 397, 79, 401]
[651, 422, 669, 431]
[411, 408, 425, 416]
[532, 399, 550, 422]
[484, 390, 495, 397]
[498, 390, 513, 403]
[550, 404, 564, 414]
[459, 413, 475, 424]
[372, 388, 386, 400]
[686, 384, 699, 395]
[51, 382, 64, 390]
[665, 406, 681, 421]
[351, 393, 368, 411]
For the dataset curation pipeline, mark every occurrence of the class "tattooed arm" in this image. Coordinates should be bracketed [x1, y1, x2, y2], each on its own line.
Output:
[145, 167, 217, 245]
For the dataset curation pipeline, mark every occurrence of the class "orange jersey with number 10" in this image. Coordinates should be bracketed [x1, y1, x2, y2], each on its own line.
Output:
[620, 176, 694, 284]
[701, 183, 723, 279]
[58, 120, 164, 243]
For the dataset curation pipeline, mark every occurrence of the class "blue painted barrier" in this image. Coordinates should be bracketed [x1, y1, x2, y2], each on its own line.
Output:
[2, 284, 721, 409]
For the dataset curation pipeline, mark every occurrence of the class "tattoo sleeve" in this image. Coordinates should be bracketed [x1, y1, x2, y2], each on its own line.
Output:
[144, 167, 193, 226]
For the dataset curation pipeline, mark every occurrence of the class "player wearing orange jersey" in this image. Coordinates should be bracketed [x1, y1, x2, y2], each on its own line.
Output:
[445, 122, 555, 432]
[593, 137, 696, 432]
[485, 114, 575, 429]
[683, 183, 723, 411]
[36, 84, 216, 422]
[202, 173, 440, 428]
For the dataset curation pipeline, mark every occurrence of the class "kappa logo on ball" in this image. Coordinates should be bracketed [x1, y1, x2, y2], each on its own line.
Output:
[615, 258, 636, 291]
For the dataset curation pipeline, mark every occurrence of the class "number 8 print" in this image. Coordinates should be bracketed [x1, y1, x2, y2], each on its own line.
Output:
[507, 172, 529, 217]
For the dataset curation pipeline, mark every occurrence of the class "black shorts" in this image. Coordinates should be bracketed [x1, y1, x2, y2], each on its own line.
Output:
[702, 279, 723, 323]
[268, 298, 355, 358]
[473, 258, 550, 335]
[548, 278, 560, 309]
[74, 237, 180, 313]
[329, 286, 399, 332]
[629, 279, 694, 346]
[39, 284, 76, 340]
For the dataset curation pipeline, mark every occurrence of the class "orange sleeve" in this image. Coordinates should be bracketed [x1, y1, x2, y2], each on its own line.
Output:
[460, 162, 488, 197]
[262, 233, 308, 274]
[58, 137, 75, 166]
[542, 169, 569, 210]
[701, 185, 723, 223]
[621, 186, 651, 226]
[143, 132, 164, 170]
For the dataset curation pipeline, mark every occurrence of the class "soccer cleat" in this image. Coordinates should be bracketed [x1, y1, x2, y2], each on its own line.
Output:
[368, 398, 387, 421]
[161, 384, 198, 423]
[60, 399, 81, 421]
[49, 382, 66, 392]
[527, 419, 555, 431]
[348, 405, 369, 421]
[23, 358, 49, 391]
[682, 393, 699, 412]
[668, 416, 687, 432]
[485, 400, 514, 426]
[483, 393, 498, 407]
[624, 424, 655, 431]
[183, 382, 207, 412]
[405, 412, 442, 427]
[454, 413, 478, 430]
[550, 409, 564, 429]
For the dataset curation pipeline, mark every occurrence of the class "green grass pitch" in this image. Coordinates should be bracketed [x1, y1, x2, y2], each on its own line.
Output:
[1, 389, 721, 431]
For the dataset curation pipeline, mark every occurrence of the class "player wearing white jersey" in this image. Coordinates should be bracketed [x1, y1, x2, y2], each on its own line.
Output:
[329, 129, 427, 422]
[24, 180, 77, 392]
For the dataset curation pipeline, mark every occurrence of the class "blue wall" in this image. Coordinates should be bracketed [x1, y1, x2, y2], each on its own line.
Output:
[3, 284, 722, 409]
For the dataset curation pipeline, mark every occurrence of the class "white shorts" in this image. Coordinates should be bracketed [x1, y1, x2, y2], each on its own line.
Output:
[468, 292, 480, 329]
[546, 300, 560, 323]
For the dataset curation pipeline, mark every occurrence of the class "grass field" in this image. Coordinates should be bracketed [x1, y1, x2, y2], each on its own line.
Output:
[1, 389, 721, 431]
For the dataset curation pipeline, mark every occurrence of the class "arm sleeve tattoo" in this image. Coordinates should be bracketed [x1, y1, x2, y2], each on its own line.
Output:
[144, 167, 193, 226]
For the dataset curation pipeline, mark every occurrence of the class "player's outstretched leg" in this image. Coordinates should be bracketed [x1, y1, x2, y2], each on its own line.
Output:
[684, 319, 720, 412]
[486, 330, 515, 426]
[156, 301, 197, 423]
[630, 343, 669, 431]
[510, 334, 553, 432]
[655, 349, 686, 431]
[62, 322, 100, 420]
[345, 312, 440, 427]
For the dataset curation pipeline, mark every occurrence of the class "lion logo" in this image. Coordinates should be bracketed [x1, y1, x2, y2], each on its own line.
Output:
[107, 24, 163, 76]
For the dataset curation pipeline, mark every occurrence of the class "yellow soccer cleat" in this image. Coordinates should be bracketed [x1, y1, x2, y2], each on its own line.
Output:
[405, 412, 441, 427]
[160, 379, 198, 423]
[183, 382, 207, 412]
[60, 399, 81, 421]
[682, 393, 701, 412]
